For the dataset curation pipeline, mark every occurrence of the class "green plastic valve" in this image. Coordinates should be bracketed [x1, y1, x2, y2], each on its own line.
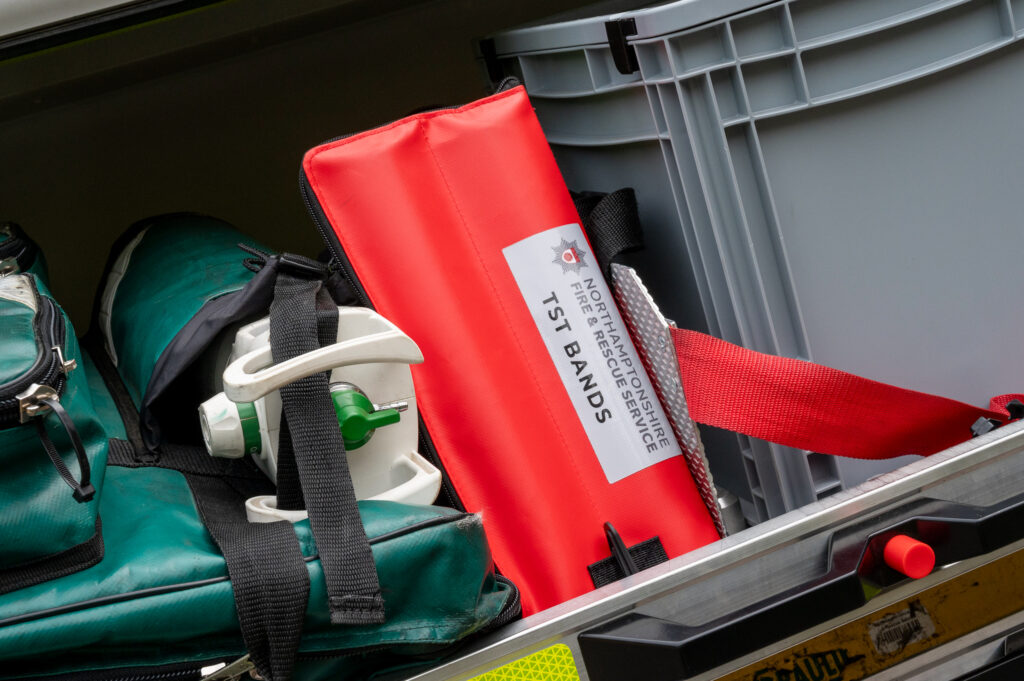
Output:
[331, 388, 401, 450]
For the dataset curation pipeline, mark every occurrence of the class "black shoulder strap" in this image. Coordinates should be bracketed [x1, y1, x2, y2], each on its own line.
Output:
[187, 473, 310, 681]
[109, 440, 309, 681]
[270, 273, 385, 625]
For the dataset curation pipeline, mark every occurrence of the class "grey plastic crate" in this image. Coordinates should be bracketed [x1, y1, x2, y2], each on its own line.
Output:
[492, 0, 1024, 525]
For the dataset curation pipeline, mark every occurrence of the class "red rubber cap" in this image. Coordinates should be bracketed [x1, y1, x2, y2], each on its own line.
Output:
[883, 534, 935, 579]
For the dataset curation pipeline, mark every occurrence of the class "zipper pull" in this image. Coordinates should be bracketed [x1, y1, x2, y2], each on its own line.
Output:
[0, 257, 17, 277]
[200, 655, 260, 681]
[18, 382, 96, 502]
[17, 383, 59, 423]
[53, 345, 77, 374]
[14, 346, 75, 423]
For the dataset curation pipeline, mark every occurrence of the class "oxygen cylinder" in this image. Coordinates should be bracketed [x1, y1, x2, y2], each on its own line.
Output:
[99, 213, 441, 517]
[198, 307, 442, 522]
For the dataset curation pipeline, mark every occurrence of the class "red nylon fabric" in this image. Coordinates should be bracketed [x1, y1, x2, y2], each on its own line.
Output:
[672, 327, 1021, 459]
[303, 87, 719, 615]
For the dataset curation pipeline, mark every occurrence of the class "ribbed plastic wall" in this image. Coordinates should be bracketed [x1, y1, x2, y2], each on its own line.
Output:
[494, 0, 1024, 524]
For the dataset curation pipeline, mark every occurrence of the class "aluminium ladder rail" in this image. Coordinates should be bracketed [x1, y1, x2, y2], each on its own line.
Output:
[408, 420, 1024, 681]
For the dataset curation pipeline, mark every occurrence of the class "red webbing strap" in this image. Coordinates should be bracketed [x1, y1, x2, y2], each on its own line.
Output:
[672, 327, 1022, 459]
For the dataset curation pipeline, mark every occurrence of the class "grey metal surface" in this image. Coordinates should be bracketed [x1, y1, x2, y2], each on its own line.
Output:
[0, 0, 139, 40]
[492, 0, 1024, 525]
[407, 421, 1024, 681]
[611, 263, 724, 535]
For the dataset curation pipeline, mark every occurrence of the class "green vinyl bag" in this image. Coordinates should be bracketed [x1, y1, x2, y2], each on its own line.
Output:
[97, 213, 274, 450]
[0, 459, 517, 681]
[21, 216, 519, 681]
[0, 273, 107, 594]
[0, 223, 48, 285]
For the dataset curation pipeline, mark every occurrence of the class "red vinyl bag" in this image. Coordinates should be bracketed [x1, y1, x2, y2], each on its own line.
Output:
[301, 87, 720, 615]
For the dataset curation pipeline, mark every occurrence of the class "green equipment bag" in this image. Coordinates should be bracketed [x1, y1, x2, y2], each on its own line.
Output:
[0, 457, 516, 681]
[0, 273, 106, 595]
[96, 213, 276, 451]
[0, 223, 48, 285]
[95, 212, 359, 452]
[0, 215, 520, 680]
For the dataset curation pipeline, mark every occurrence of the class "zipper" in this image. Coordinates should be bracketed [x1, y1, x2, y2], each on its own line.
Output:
[9, 593, 525, 681]
[0, 283, 68, 426]
[300, 168, 466, 513]
[486, 575, 523, 631]
[13, 620, 515, 681]
[4, 659, 212, 681]
[300, 172, 371, 308]
[4, 535, 522, 681]
[418, 424, 464, 511]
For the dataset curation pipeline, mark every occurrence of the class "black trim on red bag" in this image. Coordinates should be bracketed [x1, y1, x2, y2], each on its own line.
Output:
[299, 170, 467, 513]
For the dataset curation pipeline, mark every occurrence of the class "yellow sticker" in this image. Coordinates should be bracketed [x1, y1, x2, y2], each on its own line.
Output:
[716, 547, 1024, 680]
[470, 644, 580, 681]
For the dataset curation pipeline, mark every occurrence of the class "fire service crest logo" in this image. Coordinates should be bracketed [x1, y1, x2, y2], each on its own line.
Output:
[552, 238, 588, 274]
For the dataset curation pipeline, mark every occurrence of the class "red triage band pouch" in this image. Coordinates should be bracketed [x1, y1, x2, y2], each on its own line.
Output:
[301, 87, 720, 615]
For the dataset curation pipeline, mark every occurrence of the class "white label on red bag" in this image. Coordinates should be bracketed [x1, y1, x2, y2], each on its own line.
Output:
[503, 223, 681, 483]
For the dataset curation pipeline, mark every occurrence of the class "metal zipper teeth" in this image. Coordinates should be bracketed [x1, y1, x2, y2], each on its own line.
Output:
[20, 593, 525, 681]
[6, 662, 207, 681]
[10, 530, 522, 680]
[418, 425, 465, 511]
[300, 171, 371, 308]
[299, 169, 467, 513]
[0, 294, 66, 425]
[26, 637, 466, 681]
[485, 575, 523, 631]
[97, 670, 199, 681]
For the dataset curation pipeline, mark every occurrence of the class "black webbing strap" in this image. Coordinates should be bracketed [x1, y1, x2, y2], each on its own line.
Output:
[107, 438, 268, 479]
[587, 536, 668, 588]
[273, 415, 305, 511]
[186, 472, 309, 681]
[274, 300, 336, 512]
[270, 273, 385, 625]
[0, 517, 102, 596]
[572, 188, 644, 277]
[108, 437, 308, 680]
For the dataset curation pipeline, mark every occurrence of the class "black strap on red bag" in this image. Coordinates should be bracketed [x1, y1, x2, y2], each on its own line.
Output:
[572, 189, 643, 277]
